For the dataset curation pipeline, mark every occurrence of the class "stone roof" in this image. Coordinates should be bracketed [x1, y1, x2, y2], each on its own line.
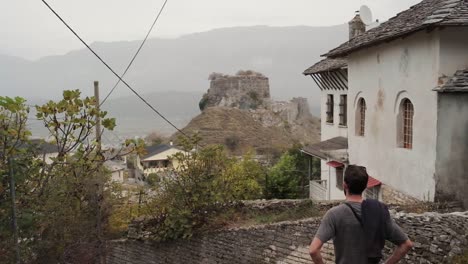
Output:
[326, 0, 468, 58]
[303, 58, 347, 75]
[142, 144, 178, 160]
[435, 68, 468, 92]
[301, 137, 348, 160]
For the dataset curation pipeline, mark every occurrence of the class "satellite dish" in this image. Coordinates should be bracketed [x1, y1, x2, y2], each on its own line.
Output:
[360, 5, 373, 25]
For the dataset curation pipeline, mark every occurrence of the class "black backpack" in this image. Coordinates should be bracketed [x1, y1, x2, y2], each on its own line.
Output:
[345, 199, 390, 264]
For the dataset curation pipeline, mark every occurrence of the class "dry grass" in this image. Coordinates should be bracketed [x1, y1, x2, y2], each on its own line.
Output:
[205, 200, 319, 230]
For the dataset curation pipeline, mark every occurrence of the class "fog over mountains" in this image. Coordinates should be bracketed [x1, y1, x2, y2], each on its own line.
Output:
[1, 25, 348, 137]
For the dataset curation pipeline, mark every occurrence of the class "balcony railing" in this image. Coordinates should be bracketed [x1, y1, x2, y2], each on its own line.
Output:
[310, 180, 328, 201]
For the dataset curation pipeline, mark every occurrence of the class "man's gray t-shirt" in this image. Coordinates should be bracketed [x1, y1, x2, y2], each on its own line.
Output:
[315, 202, 408, 264]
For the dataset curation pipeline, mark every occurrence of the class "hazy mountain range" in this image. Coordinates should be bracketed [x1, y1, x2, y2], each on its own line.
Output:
[1, 25, 348, 138]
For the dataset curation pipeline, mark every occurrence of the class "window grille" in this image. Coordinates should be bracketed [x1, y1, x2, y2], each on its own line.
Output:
[358, 98, 366, 136]
[326, 95, 334, 123]
[339, 95, 347, 126]
[403, 99, 414, 149]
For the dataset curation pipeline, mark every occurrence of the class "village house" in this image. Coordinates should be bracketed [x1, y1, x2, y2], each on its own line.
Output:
[104, 160, 127, 183]
[138, 143, 182, 176]
[303, 0, 468, 208]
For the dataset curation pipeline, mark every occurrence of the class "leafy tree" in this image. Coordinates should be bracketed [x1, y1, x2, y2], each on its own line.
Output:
[0, 90, 143, 263]
[144, 136, 264, 241]
[267, 152, 301, 199]
[265, 144, 313, 199]
[0, 96, 34, 262]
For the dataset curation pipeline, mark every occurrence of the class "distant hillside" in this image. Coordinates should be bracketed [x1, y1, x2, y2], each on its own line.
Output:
[171, 107, 294, 154]
[1, 25, 348, 116]
[170, 71, 321, 154]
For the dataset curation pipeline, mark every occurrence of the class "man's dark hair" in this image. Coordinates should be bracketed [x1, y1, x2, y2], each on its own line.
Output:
[344, 165, 368, 195]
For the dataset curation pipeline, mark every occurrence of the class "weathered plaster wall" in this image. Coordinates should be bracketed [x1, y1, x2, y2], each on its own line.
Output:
[107, 211, 468, 264]
[347, 30, 440, 201]
[319, 87, 348, 200]
[320, 89, 348, 142]
[320, 161, 345, 201]
[435, 93, 468, 208]
[439, 27, 468, 77]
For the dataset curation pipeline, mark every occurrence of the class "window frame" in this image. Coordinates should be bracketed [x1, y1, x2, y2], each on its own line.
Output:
[402, 99, 414, 149]
[326, 94, 334, 124]
[339, 94, 347, 126]
[356, 98, 366, 136]
[336, 167, 344, 190]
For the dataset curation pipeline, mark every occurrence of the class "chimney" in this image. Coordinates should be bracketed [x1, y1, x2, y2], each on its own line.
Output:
[349, 12, 366, 39]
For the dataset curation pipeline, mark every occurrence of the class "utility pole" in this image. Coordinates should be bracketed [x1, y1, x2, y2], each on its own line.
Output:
[94, 81, 102, 151]
[94, 81, 106, 264]
[9, 157, 20, 263]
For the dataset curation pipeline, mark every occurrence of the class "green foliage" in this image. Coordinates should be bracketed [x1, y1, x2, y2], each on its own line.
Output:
[265, 144, 311, 199]
[0, 90, 141, 263]
[199, 95, 209, 111]
[144, 136, 264, 241]
[147, 173, 161, 187]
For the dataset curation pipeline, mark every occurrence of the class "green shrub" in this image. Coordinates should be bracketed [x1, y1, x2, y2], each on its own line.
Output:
[144, 136, 265, 241]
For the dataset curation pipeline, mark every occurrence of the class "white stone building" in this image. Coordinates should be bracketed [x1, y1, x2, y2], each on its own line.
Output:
[303, 0, 468, 208]
[138, 143, 183, 176]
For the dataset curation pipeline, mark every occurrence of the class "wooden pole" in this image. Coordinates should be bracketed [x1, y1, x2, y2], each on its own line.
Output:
[94, 81, 106, 264]
[94, 81, 102, 151]
[9, 157, 20, 263]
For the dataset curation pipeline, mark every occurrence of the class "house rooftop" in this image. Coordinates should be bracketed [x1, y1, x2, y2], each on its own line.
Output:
[435, 68, 468, 92]
[301, 137, 348, 160]
[142, 144, 178, 160]
[326, 0, 468, 58]
[303, 58, 347, 75]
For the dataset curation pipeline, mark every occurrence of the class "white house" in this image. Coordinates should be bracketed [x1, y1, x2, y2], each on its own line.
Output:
[138, 143, 183, 176]
[303, 0, 468, 208]
[104, 160, 127, 183]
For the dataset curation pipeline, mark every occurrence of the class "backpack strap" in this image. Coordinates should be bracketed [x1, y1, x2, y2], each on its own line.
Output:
[344, 202, 363, 227]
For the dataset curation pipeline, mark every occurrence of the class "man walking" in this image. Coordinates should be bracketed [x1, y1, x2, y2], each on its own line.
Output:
[309, 165, 413, 264]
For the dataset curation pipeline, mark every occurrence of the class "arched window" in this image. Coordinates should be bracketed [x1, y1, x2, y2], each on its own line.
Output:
[399, 99, 414, 149]
[356, 98, 366, 136]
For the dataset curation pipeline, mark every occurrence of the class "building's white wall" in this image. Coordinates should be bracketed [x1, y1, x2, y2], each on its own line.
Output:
[142, 148, 182, 162]
[347, 31, 440, 201]
[319, 89, 347, 200]
[439, 27, 468, 77]
[320, 90, 348, 141]
[111, 170, 125, 183]
[319, 160, 345, 200]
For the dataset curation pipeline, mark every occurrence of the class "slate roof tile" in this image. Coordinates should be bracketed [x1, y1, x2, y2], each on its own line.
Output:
[435, 68, 468, 92]
[326, 0, 468, 58]
[303, 58, 347, 75]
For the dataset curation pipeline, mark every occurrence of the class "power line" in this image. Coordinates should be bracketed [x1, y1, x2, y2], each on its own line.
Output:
[100, 0, 169, 106]
[40, 0, 190, 139]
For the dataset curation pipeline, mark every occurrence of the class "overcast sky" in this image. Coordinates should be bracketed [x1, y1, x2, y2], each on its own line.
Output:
[2, 0, 420, 60]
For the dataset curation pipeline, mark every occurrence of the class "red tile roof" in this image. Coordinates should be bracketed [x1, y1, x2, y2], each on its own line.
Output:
[326, 161, 345, 168]
[367, 176, 382, 188]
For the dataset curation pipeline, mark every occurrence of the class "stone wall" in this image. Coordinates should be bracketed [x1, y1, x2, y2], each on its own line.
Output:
[381, 184, 421, 206]
[107, 211, 468, 264]
[201, 73, 270, 110]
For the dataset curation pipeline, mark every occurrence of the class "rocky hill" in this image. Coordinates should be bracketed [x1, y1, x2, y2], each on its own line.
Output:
[172, 71, 320, 153]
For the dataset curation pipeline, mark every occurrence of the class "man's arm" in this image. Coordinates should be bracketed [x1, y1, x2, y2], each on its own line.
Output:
[309, 237, 325, 264]
[384, 239, 413, 264]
